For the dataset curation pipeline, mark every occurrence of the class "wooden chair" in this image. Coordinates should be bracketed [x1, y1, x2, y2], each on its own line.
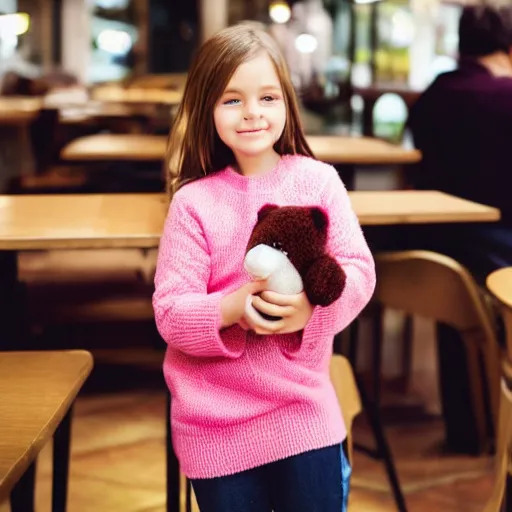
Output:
[486, 267, 512, 510]
[372, 250, 501, 453]
[483, 362, 512, 512]
[487, 267, 512, 361]
[177, 355, 362, 512]
[330, 354, 362, 465]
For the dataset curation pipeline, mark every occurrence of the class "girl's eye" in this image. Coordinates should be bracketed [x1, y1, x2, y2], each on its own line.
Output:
[224, 98, 241, 105]
[262, 96, 275, 102]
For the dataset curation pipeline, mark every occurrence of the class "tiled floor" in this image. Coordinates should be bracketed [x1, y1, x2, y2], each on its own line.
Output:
[31, 348, 495, 512]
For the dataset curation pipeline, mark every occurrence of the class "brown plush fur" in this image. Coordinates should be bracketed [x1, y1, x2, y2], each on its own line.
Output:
[246, 205, 346, 307]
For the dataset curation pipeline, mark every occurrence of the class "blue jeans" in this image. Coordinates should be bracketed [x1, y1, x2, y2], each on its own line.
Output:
[191, 443, 351, 512]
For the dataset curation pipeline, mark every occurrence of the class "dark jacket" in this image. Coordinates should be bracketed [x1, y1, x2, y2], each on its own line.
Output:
[407, 59, 512, 225]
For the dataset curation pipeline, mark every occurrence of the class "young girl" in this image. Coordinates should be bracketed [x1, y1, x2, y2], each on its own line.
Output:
[153, 24, 375, 512]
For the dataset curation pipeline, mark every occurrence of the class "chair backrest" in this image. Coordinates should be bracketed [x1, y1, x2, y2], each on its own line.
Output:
[487, 267, 512, 362]
[376, 250, 494, 333]
[330, 354, 362, 465]
[484, 362, 512, 512]
[375, 250, 501, 438]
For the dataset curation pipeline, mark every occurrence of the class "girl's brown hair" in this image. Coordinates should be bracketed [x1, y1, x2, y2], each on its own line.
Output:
[165, 23, 314, 198]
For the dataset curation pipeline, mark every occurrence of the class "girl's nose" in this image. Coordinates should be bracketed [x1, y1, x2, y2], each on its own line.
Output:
[243, 100, 262, 120]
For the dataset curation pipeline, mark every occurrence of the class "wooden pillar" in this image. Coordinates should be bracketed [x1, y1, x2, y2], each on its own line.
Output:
[15, 0, 53, 68]
[132, 0, 149, 76]
[61, 0, 90, 82]
[199, 0, 228, 42]
[409, 1, 437, 89]
[40, 0, 55, 68]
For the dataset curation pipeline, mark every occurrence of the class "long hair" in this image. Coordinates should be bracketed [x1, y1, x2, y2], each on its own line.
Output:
[165, 24, 314, 198]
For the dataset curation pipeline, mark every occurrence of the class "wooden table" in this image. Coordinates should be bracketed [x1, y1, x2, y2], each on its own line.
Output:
[0, 191, 499, 253]
[60, 134, 167, 162]
[0, 97, 42, 126]
[127, 73, 187, 91]
[350, 190, 500, 225]
[90, 86, 182, 106]
[487, 268, 512, 309]
[307, 135, 421, 165]
[60, 133, 420, 165]
[0, 350, 93, 509]
[487, 267, 512, 362]
[59, 102, 153, 125]
[0, 193, 166, 250]
[0, 191, 500, 253]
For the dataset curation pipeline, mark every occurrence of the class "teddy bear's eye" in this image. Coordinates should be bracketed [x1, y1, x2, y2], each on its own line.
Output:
[272, 241, 286, 255]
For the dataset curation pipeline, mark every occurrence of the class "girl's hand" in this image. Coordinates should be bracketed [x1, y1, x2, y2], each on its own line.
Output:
[220, 280, 268, 330]
[249, 291, 314, 334]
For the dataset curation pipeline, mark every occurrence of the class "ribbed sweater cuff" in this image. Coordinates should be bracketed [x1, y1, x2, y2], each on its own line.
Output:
[159, 292, 245, 359]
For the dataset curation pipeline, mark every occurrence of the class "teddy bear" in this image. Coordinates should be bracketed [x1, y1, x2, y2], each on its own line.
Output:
[243, 204, 346, 324]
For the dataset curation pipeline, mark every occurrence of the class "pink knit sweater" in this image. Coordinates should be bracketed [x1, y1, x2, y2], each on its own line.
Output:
[153, 154, 376, 479]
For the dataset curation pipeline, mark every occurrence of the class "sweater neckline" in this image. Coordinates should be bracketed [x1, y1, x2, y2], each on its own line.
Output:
[221, 154, 292, 191]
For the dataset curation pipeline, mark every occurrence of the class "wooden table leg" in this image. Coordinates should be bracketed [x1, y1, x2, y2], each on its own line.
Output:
[10, 460, 36, 512]
[0, 250, 25, 350]
[52, 406, 73, 512]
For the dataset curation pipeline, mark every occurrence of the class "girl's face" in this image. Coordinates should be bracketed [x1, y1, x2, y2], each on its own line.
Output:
[214, 51, 287, 163]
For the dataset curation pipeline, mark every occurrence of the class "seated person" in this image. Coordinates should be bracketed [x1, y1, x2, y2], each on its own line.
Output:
[407, 5, 512, 281]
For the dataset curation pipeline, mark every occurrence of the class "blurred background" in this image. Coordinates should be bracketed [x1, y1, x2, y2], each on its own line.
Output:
[1, 2, 510, 512]
[0, 0, 465, 143]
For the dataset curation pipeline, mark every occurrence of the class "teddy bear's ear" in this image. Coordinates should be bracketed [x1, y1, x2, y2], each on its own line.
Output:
[310, 207, 328, 231]
[257, 204, 279, 223]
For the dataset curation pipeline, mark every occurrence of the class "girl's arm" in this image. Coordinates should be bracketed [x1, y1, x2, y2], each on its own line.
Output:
[302, 166, 376, 342]
[153, 194, 245, 359]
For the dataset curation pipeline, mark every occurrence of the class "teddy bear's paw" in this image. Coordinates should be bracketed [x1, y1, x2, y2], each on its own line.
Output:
[304, 255, 346, 306]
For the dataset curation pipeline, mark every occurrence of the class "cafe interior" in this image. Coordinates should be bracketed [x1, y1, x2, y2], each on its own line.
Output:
[1, 0, 512, 510]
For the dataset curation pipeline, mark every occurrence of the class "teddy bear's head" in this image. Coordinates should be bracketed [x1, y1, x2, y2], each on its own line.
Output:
[245, 204, 346, 308]
[246, 204, 329, 276]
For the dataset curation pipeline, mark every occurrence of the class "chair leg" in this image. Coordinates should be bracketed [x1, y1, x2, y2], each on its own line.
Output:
[354, 374, 408, 512]
[506, 474, 512, 511]
[166, 392, 180, 512]
[462, 340, 490, 453]
[10, 459, 36, 512]
[52, 405, 73, 512]
[371, 303, 384, 405]
[186, 478, 192, 512]
[348, 320, 408, 512]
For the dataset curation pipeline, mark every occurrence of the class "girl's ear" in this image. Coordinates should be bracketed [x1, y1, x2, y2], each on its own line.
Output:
[257, 204, 279, 223]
